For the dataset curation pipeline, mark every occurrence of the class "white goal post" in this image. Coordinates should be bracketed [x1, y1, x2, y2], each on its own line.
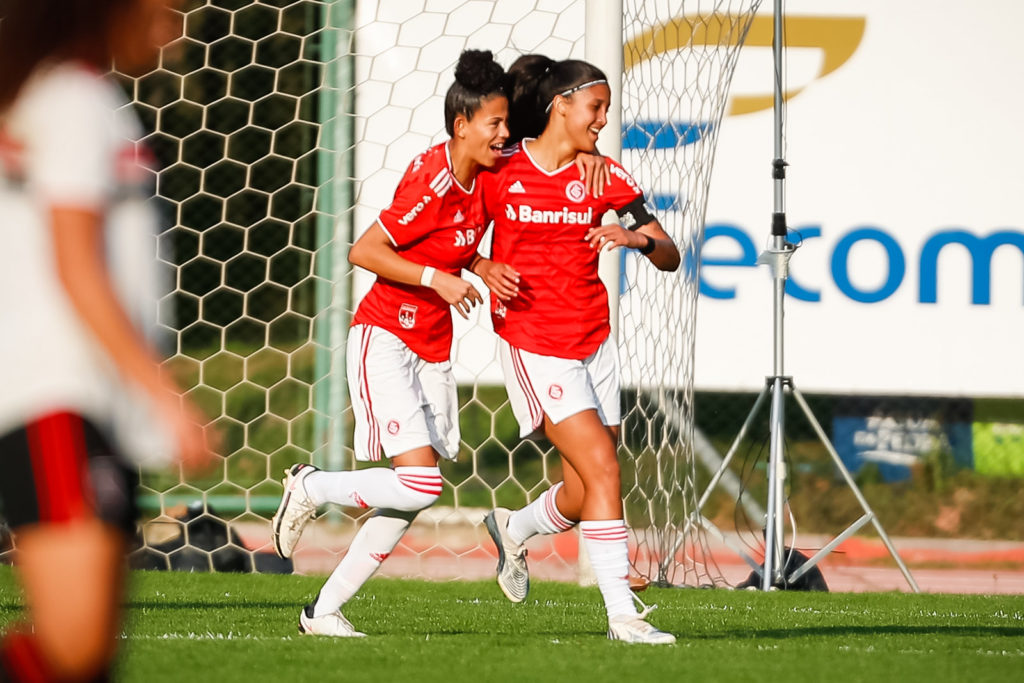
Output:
[104, 0, 763, 586]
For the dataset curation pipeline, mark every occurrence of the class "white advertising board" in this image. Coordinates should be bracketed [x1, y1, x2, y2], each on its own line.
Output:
[351, 1, 1024, 397]
[698, 0, 1024, 397]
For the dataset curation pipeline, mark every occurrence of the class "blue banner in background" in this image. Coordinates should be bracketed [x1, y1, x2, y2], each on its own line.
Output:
[832, 398, 974, 482]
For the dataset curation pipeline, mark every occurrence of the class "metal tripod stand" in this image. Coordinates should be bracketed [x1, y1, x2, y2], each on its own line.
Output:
[692, 2, 919, 592]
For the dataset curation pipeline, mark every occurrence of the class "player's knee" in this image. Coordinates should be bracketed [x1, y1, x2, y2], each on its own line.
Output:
[583, 456, 620, 495]
[393, 467, 443, 511]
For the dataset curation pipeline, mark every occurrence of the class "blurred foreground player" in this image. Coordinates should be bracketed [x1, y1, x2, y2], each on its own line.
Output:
[0, 1, 214, 680]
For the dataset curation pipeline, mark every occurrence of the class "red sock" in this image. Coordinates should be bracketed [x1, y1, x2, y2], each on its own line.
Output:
[0, 630, 49, 683]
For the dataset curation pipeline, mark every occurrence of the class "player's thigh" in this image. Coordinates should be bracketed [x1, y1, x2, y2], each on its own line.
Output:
[543, 409, 619, 485]
[583, 335, 621, 428]
[0, 413, 133, 671]
[346, 325, 446, 461]
[414, 357, 460, 460]
[16, 521, 125, 672]
[499, 341, 609, 437]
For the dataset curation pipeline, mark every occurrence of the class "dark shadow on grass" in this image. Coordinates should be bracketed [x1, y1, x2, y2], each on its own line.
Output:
[703, 625, 1024, 640]
[127, 600, 300, 610]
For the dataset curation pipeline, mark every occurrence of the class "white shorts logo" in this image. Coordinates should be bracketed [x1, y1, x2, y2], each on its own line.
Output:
[548, 384, 563, 400]
[386, 420, 401, 435]
[398, 303, 418, 329]
[565, 180, 586, 203]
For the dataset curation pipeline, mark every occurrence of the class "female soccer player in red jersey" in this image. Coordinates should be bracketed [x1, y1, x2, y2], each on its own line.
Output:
[269, 50, 523, 637]
[0, 1, 215, 680]
[478, 54, 681, 644]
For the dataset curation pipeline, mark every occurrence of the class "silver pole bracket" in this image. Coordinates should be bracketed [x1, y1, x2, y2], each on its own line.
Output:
[756, 241, 797, 280]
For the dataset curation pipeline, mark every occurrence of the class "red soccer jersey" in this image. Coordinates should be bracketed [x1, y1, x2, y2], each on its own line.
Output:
[352, 142, 488, 362]
[481, 142, 644, 359]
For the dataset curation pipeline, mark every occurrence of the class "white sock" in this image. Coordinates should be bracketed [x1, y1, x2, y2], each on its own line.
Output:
[579, 520, 637, 620]
[506, 482, 575, 546]
[304, 466, 442, 511]
[312, 509, 415, 617]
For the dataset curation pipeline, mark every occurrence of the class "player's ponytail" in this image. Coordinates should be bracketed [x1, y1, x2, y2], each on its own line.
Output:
[443, 49, 509, 136]
[507, 55, 608, 144]
[506, 54, 556, 144]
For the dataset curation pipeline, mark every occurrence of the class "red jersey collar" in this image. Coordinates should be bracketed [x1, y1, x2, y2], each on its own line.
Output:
[444, 140, 475, 195]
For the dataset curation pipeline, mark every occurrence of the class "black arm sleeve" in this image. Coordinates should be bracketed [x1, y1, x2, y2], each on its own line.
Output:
[615, 195, 656, 231]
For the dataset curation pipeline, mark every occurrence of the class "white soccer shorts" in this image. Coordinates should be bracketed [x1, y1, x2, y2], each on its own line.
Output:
[346, 324, 460, 462]
[498, 335, 621, 438]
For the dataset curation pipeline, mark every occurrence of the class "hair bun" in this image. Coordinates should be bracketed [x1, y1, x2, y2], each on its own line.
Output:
[454, 49, 505, 93]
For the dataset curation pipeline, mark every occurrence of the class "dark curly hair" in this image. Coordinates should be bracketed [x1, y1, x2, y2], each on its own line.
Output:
[443, 49, 510, 136]
[0, 0, 136, 111]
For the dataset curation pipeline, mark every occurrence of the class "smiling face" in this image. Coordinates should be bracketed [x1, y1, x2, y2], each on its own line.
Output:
[553, 83, 610, 153]
[454, 94, 510, 168]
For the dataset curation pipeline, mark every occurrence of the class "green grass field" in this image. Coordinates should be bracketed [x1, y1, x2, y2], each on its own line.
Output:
[2, 568, 1023, 682]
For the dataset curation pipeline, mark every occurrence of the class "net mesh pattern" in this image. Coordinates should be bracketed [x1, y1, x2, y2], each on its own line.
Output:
[66, 0, 762, 582]
[618, 0, 762, 585]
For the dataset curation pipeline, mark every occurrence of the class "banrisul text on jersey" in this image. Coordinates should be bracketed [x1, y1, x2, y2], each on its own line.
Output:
[480, 141, 645, 360]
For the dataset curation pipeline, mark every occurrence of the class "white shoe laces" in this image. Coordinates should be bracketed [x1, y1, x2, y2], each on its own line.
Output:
[630, 591, 658, 620]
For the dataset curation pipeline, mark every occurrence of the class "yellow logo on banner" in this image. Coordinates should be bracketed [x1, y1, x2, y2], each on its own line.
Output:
[624, 15, 866, 116]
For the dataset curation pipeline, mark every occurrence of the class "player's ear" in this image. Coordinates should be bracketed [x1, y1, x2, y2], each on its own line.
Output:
[454, 114, 468, 139]
[553, 95, 568, 116]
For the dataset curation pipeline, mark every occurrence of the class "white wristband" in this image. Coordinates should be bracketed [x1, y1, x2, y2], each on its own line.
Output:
[420, 266, 436, 287]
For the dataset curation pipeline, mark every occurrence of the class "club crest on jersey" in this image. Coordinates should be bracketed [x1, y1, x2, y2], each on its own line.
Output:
[387, 420, 401, 435]
[548, 384, 564, 400]
[398, 303, 417, 329]
[494, 301, 507, 318]
[505, 203, 593, 225]
[565, 179, 586, 203]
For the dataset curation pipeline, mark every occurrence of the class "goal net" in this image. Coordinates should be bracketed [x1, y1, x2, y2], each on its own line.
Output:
[76, 0, 762, 585]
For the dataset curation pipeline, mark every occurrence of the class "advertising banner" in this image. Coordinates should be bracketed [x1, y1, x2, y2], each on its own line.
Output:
[697, 0, 1024, 397]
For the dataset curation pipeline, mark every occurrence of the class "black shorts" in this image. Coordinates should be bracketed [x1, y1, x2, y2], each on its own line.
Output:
[0, 412, 138, 536]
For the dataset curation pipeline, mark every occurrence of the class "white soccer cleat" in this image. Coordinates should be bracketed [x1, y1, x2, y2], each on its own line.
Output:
[607, 613, 677, 645]
[484, 507, 529, 603]
[298, 605, 366, 638]
[272, 463, 318, 559]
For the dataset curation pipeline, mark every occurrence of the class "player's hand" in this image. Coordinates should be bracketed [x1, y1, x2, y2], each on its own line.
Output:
[153, 389, 219, 475]
[574, 152, 610, 198]
[475, 259, 520, 302]
[584, 223, 645, 252]
[430, 270, 483, 319]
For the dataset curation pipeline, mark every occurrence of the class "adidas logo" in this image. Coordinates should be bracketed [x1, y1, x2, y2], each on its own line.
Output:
[453, 210, 464, 222]
[508, 180, 526, 194]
